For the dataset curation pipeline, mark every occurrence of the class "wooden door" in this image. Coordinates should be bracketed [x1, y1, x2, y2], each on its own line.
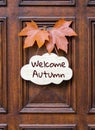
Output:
[0, 0, 95, 130]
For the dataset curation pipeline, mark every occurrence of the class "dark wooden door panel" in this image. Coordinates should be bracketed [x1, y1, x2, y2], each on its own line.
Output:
[0, 0, 95, 130]
[19, 16, 76, 113]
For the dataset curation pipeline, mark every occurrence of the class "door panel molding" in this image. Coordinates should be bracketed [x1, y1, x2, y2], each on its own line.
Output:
[0, 0, 6, 6]
[0, 124, 7, 130]
[87, 0, 95, 6]
[19, 124, 76, 130]
[19, 0, 76, 6]
[0, 17, 7, 113]
[18, 16, 77, 113]
[88, 17, 95, 113]
[88, 124, 95, 130]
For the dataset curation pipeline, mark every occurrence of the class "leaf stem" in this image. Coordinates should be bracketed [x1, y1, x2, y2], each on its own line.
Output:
[54, 45, 59, 56]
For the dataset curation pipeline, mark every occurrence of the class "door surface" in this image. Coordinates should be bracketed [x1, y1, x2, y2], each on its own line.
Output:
[0, 0, 95, 130]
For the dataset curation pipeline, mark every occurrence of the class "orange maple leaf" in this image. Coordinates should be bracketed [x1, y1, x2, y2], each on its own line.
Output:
[46, 19, 77, 53]
[19, 21, 49, 48]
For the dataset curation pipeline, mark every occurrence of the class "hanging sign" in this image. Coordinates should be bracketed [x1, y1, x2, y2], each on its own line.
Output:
[20, 53, 73, 85]
[19, 19, 77, 85]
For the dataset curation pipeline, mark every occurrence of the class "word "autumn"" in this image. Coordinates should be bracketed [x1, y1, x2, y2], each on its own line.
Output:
[32, 70, 65, 78]
[31, 60, 66, 68]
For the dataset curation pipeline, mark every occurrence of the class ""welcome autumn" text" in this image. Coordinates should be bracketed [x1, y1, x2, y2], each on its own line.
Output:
[30, 60, 66, 78]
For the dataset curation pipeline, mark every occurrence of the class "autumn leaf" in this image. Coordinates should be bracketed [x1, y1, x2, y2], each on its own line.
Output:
[19, 21, 49, 48]
[19, 19, 77, 54]
[46, 19, 77, 53]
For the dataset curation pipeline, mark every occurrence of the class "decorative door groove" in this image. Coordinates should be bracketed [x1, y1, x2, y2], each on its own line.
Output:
[0, 0, 6, 6]
[0, 17, 7, 113]
[19, 124, 77, 130]
[19, 0, 76, 6]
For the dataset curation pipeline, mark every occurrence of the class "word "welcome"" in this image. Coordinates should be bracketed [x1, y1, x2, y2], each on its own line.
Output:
[31, 61, 66, 68]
